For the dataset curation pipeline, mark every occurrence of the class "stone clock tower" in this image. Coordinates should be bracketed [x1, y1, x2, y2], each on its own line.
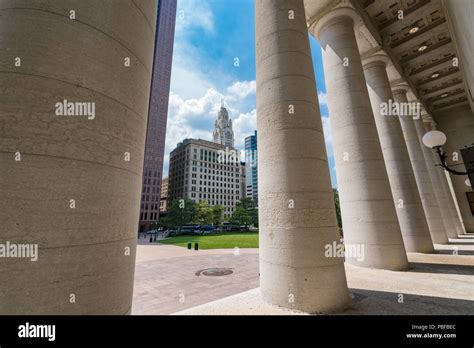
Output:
[213, 101, 235, 148]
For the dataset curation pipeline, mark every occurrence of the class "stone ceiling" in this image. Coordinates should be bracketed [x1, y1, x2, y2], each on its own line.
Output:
[356, 0, 468, 112]
[305, 0, 471, 114]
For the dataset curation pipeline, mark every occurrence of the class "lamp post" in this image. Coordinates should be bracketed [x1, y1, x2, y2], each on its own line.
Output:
[422, 130, 474, 180]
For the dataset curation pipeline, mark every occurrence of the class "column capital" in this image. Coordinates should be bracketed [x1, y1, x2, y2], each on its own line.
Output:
[310, 3, 362, 40]
[391, 82, 410, 95]
[361, 49, 391, 69]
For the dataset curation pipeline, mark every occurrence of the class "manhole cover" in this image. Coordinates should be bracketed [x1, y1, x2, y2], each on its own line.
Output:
[195, 268, 233, 277]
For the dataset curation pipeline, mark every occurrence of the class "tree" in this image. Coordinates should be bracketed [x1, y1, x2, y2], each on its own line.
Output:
[196, 201, 213, 225]
[211, 205, 224, 227]
[152, 217, 170, 230]
[237, 197, 255, 210]
[234, 197, 258, 227]
[165, 198, 197, 229]
[150, 220, 161, 230]
[230, 206, 253, 228]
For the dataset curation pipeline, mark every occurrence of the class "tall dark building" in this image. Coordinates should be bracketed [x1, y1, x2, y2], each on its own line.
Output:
[139, 0, 177, 232]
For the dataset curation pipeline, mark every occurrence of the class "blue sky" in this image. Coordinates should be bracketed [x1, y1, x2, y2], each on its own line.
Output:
[164, 0, 337, 187]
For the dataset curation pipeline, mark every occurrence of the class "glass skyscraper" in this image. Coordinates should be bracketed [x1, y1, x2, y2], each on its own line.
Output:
[245, 131, 258, 205]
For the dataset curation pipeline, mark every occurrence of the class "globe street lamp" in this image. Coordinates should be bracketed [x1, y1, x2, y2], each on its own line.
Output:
[422, 130, 446, 148]
[422, 130, 474, 177]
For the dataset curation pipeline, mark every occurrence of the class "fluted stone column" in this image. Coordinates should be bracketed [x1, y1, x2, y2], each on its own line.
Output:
[363, 55, 433, 253]
[312, 8, 408, 270]
[422, 120, 464, 237]
[392, 87, 448, 244]
[0, 0, 157, 313]
[413, 115, 457, 239]
[255, 0, 349, 313]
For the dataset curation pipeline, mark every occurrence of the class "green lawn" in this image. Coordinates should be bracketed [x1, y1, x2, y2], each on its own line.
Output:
[157, 232, 259, 249]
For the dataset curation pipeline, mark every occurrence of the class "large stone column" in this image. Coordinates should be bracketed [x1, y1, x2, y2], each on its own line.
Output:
[0, 0, 157, 313]
[422, 119, 464, 237]
[255, 0, 349, 313]
[392, 87, 448, 244]
[363, 54, 433, 253]
[413, 115, 458, 239]
[312, 7, 408, 270]
[432, 106, 474, 233]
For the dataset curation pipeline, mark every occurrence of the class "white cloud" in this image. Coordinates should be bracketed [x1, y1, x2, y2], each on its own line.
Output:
[317, 91, 333, 159]
[165, 90, 222, 157]
[233, 108, 257, 149]
[321, 116, 333, 159]
[168, 89, 224, 120]
[227, 80, 256, 100]
[318, 92, 328, 111]
[175, 0, 215, 35]
[170, 63, 214, 99]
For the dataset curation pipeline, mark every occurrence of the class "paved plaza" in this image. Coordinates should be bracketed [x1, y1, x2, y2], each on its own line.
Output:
[132, 238, 259, 315]
[132, 236, 474, 315]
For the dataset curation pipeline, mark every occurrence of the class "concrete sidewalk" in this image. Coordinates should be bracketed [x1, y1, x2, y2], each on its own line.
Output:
[176, 249, 474, 315]
[132, 243, 258, 314]
[133, 238, 474, 315]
